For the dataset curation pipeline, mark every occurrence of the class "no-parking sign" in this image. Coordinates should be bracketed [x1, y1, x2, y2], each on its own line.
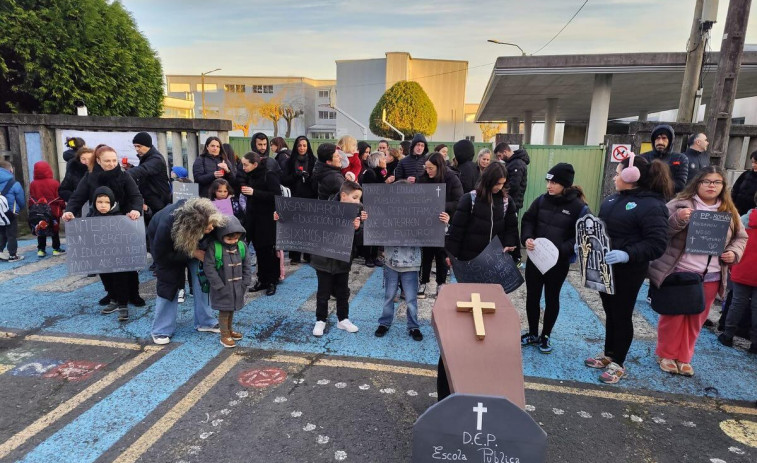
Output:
[610, 144, 632, 163]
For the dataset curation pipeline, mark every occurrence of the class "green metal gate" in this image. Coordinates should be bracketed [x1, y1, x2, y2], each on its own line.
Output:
[521, 145, 606, 214]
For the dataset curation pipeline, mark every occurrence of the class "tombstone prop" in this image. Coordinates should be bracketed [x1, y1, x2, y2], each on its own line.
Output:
[449, 237, 524, 294]
[576, 214, 615, 294]
[417, 283, 547, 463]
[172, 182, 199, 203]
[412, 394, 547, 463]
[65, 216, 147, 275]
[362, 183, 446, 247]
[526, 237, 559, 274]
[274, 196, 360, 262]
[685, 210, 732, 256]
[212, 198, 234, 216]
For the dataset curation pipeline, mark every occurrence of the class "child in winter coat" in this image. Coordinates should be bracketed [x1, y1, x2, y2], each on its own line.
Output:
[171, 166, 192, 183]
[92, 186, 136, 321]
[29, 161, 66, 257]
[308, 181, 367, 337]
[520, 163, 588, 354]
[0, 160, 25, 262]
[203, 215, 253, 348]
[208, 178, 246, 222]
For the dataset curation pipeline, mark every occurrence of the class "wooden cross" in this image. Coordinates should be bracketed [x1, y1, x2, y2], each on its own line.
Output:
[456, 293, 497, 340]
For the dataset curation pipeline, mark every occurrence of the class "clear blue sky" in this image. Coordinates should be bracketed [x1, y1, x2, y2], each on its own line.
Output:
[121, 0, 757, 103]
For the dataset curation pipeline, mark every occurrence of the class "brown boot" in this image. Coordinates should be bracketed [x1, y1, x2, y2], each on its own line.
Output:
[228, 312, 243, 340]
[218, 312, 236, 348]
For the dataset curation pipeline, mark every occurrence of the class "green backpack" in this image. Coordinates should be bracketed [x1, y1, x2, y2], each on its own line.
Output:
[198, 241, 247, 293]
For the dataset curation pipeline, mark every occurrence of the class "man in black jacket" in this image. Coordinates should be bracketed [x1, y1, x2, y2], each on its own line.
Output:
[452, 139, 479, 192]
[640, 124, 689, 194]
[128, 132, 172, 214]
[684, 132, 710, 183]
[394, 134, 428, 182]
[250, 132, 283, 178]
[498, 143, 530, 211]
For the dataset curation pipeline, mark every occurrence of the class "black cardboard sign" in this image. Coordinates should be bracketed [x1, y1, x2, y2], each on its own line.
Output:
[172, 182, 199, 203]
[275, 196, 360, 262]
[576, 214, 615, 295]
[412, 393, 547, 463]
[65, 216, 147, 275]
[685, 210, 732, 256]
[362, 183, 446, 247]
[450, 237, 524, 294]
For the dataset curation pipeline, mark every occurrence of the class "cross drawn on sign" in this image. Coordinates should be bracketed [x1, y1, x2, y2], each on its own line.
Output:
[456, 293, 497, 340]
[436, 186, 442, 197]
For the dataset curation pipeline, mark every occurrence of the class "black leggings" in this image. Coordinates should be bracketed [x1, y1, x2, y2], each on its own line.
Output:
[598, 262, 648, 366]
[315, 271, 350, 322]
[421, 247, 448, 285]
[525, 259, 570, 337]
[100, 271, 139, 305]
[37, 233, 61, 251]
[254, 243, 278, 286]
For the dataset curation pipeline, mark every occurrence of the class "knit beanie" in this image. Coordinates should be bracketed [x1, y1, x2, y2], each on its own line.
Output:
[545, 163, 575, 188]
[132, 132, 152, 147]
[171, 166, 189, 179]
[453, 139, 475, 163]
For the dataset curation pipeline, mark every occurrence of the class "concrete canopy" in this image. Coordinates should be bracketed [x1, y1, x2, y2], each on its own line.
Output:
[476, 52, 757, 122]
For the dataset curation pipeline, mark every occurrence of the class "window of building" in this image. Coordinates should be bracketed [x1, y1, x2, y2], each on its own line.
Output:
[732, 117, 745, 125]
[310, 131, 335, 140]
[329, 111, 336, 119]
[465, 135, 476, 142]
[318, 90, 330, 98]
[464, 113, 476, 123]
[169, 83, 191, 93]
[196, 83, 217, 92]
[252, 85, 274, 94]
[224, 84, 246, 93]
[318, 111, 337, 120]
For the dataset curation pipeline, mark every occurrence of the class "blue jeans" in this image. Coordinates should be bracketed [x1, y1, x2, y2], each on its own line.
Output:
[152, 259, 217, 336]
[379, 267, 419, 330]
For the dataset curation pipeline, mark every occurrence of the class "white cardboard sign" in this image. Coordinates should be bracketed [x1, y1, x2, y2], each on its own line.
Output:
[526, 238, 559, 274]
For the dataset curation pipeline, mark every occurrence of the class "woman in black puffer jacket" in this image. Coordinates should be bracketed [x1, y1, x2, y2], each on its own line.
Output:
[282, 136, 317, 264]
[193, 137, 237, 198]
[59, 147, 94, 201]
[417, 152, 464, 296]
[520, 163, 588, 353]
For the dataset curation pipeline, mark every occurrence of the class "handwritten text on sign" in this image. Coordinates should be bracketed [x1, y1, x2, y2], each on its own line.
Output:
[685, 210, 732, 256]
[362, 183, 446, 247]
[65, 216, 147, 275]
[450, 237, 524, 294]
[172, 182, 199, 203]
[275, 196, 360, 262]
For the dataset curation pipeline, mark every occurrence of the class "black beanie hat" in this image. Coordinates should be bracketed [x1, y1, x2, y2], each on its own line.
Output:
[453, 139, 475, 163]
[545, 162, 575, 188]
[132, 132, 152, 147]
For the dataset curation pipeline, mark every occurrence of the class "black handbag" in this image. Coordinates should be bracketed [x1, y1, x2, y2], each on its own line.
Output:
[649, 256, 712, 316]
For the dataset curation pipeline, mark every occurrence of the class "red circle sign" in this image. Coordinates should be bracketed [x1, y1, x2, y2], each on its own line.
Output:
[238, 368, 288, 388]
[612, 145, 630, 162]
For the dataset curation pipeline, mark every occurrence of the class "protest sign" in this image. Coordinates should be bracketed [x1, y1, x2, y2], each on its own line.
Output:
[65, 216, 147, 275]
[449, 237, 524, 294]
[576, 214, 614, 294]
[685, 210, 732, 256]
[172, 182, 199, 203]
[275, 196, 360, 262]
[526, 238, 559, 274]
[362, 183, 446, 247]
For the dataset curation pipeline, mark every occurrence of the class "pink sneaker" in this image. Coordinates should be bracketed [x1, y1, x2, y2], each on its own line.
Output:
[599, 362, 626, 384]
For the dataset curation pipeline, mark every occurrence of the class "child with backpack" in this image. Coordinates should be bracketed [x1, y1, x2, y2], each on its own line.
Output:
[520, 163, 588, 354]
[202, 215, 253, 348]
[92, 186, 137, 321]
[307, 181, 367, 337]
[208, 178, 245, 222]
[28, 161, 66, 257]
[0, 160, 25, 262]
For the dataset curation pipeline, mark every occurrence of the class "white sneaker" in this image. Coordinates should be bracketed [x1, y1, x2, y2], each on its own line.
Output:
[151, 334, 170, 345]
[197, 324, 221, 333]
[313, 321, 326, 337]
[178, 289, 185, 303]
[337, 318, 359, 333]
[0, 250, 9, 261]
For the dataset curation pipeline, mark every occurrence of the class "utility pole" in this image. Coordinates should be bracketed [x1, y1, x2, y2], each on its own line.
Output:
[705, 0, 751, 165]
[677, 0, 713, 123]
[201, 68, 221, 118]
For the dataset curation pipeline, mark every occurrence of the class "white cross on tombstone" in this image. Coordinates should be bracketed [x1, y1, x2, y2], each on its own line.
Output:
[436, 186, 441, 197]
[472, 402, 488, 431]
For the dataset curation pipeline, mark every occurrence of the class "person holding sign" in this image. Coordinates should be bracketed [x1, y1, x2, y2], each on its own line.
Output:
[649, 167, 746, 376]
[521, 163, 588, 354]
[309, 181, 367, 337]
[239, 151, 282, 296]
[62, 145, 145, 308]
[208, 179, 245, 222]
[585, 154, 672, 384]
[193, 137, 237, 198]
[282, 136, 317, 264]
[417, 152, 462, 298]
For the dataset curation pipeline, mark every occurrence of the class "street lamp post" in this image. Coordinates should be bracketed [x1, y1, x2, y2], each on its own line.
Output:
[487, 39, 527, 56]
[201, 68, 221, 118]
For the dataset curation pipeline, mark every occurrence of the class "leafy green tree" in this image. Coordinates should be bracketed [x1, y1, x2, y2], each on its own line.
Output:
[0, 0, 164, 116]
[369, 81, 437, 140]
